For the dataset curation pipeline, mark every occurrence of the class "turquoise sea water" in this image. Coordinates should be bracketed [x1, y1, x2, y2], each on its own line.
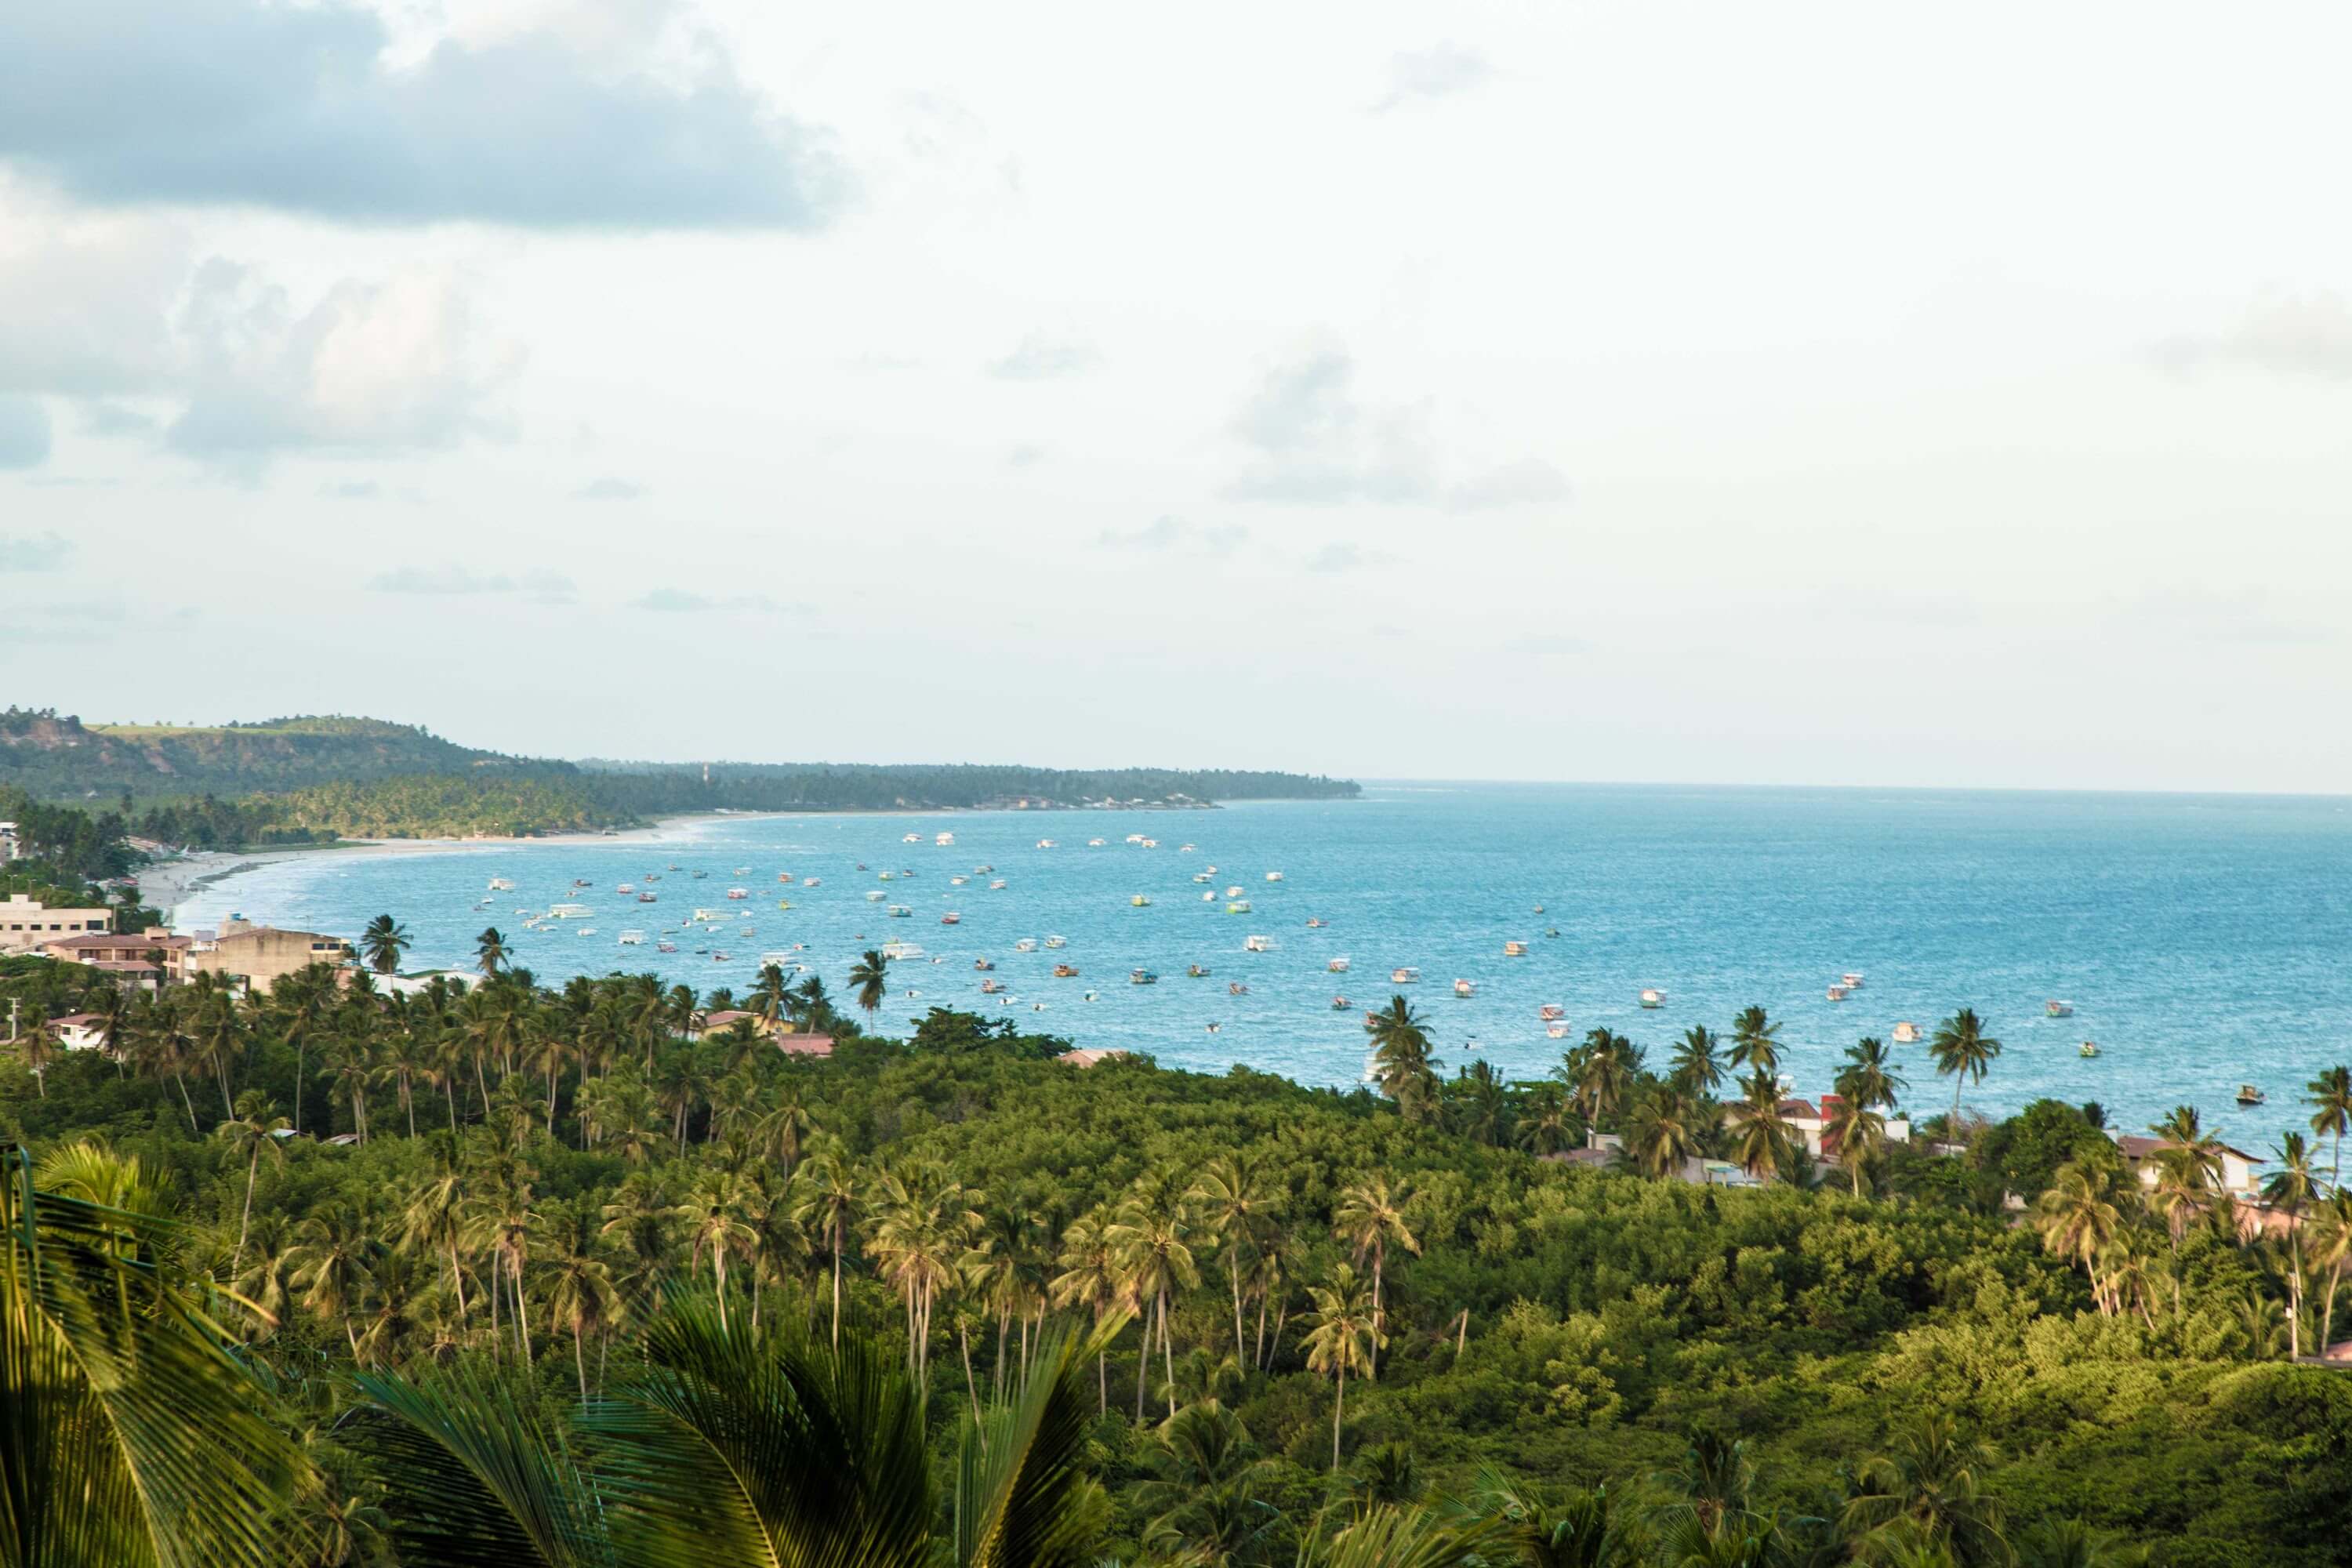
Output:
[177, 783, 2352, 1141]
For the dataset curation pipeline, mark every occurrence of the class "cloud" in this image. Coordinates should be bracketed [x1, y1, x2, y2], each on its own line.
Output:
[2153, 291, 2352, 382]
[1447, 457, 1571, 511]
[2117, 589, 2333, 646]
[1372, 44, 1493, 113]
[988, 331, 1101, 381]
[1005, 443, 1046, 467]
[167, 260, 522, 466]
[0, 0, 848, 230]
[0, 530, 72, 570]
[1503, 633, 1591, 656]
[0, 396, 51, 468]
[1303, 543, 1390, 574]
[320, 480, 380, 499]
[368, 564, 575, 603]
[572, 477, 644, 500]
[0, 212, 187, 395]
[79, 401, 158, 437]
[1223, 337, 1439, 505]
[630, 588, 800, 614]
[1098, 515, 1250, 556]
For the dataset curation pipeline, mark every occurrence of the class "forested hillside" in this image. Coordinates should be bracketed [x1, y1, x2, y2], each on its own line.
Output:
[0, 948, 2343, 1566]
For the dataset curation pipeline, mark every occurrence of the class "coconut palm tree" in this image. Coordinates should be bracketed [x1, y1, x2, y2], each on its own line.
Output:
[1301, 1261, 1380, 1470]
[1476, 1472, 1627, 1568]
[0, 1146, 312, 1568]
[361, 913, 412, 975]
[1515, 1083, 1579, 1156]
[1109, 1175, 1200, 1418]
[1332, 1176, 1418, 1381]
[1825, 1095, 1888, 1196]
[673, 1172, 756, 1334]
[13, 1011, 57, 1097]
[1729, 1005, 1781, 1076]
[848, 948, 891, 1029]
[1670, 1025, 1726, 1095]
[474, 926, 510, 975]
[1191, 1152, 1280, 1367]
[539, 1196, 625, 1397]
[401, 1163, 475, 1326]
[1730, 1069, 1796, 1184]
[2305, 1192, 2352, 1355]
[289, 1200, 379, 1356]
[1625, 1083, 1714, 1181]
[2147, 1105, 2223, 1244]
[1365, 996, 1440, 1123]
[1842, 1415, 2009, 1567]
[2307, 1065, 2352, 1192]
[215, 1090, 289, 1277]
[2035, 1161, 2128, 1312]
[1049, 1207, 1123, 1414]
[2016, 1516, 2150, 1568]
[1929, 1009, 2002, 1138]
[794, 1152, 862, 1348]
[1838, 1035, 1907, 1112]
[1563, 1029, 1644, 1131]
[2261, 1133, 2320, 1359]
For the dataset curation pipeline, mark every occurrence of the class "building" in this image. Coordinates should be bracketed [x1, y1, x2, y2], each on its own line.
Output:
[2114, 1134, 2265, 1199]
[1, 894, 114, 955]
[0, 822, 20, 862]
[40, 928, 192, 988]
[181, 918, 355, 996]
[1058, 1047, 1129, 1068]
[1779, 1094, 1912, 1162]
[695, 1011, 834, 1058]
[43, 1014, 110, 1051]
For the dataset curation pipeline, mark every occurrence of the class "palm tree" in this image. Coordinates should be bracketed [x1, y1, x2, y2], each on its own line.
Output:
[2261, 1132, 2320, 1359]
[401, 1165, 475, 1326]
[1563, 1029, 1642, 1131]
[1364, 996, 1440, 1123]
[1515, 1083, 1579, 1156]
[1670, 1025, 1725, 1095]
[848, 948, 891, 1028]
[1729, 1005, 1780, 1076]
[1625, 1083, 1714, 1181]
[2305, 1192, 2352, 1355]
[14, 1011, 57, 1098]
[673, 1172, 756, 1334]
[1050, 1208, 1125, 1414]
[1838, 1035, 1907, 1112]
[2035, 1161, 2128, 1312]
[2016, 1516, 2150, 1568]
[1301, 1261, 1380, 1470]
[1477, 1473, 1626, 1568]
[289, 1200, 379, 1355]
[1825, 1095, 1888, 1196]
[1109, 1176, 1200, 1419]
[1842, 1415, 2009, 1567]
[475, 926, 509, 976]
[0, 1147, 312, 1568]
[2147, 1105, 2224, 1243]
[1332, 1176, 1418, 1381]
[1135, 1401, 1281, 1565]
[1730, 1069, 1795, 1184]
[795, 1152, 862, 1348]
[1191, 1152, 1280, 1367]
[2307, 1065, 2352, 1192]
[1929, 1009, 2002, 1138]
[215, 1090, 289, 1277]
[361, 913, 412, 975]
[539, 1196, 625, 1397]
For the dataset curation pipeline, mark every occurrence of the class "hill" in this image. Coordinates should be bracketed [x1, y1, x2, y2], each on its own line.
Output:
[0, 709, 548, 800]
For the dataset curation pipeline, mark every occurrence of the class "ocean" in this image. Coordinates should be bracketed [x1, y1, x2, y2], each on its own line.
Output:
[176, 782, 2352, 1142]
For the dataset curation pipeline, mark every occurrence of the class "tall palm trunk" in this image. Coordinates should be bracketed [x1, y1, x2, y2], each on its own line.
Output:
[1230, 1246, 1248, 1366]
[830, 1244, 843, 1348]
[1368, 1249, 1384, 1381]
[232, 1147, 260, 1277]
[172, 1073, 198, 1133]
[960, 1323, 986, 1440]
[1160, 1287, 1177, 1416]
[1330, 1364, 1346, 1470]
[575, 1325, 590, 1399]
[294, 1039, 307, 1134]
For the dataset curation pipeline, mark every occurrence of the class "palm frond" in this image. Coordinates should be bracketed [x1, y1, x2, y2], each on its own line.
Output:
[953, 1318, 1119, 1568]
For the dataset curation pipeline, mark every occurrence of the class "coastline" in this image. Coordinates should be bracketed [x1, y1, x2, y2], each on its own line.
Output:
[136, 813, 735, 926]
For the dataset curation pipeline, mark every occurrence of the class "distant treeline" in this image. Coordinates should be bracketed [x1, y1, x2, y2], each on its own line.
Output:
[572, 760, 1362, 815]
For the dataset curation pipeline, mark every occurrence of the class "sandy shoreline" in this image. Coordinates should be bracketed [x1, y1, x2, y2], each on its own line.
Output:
[136, 814, 732, 925]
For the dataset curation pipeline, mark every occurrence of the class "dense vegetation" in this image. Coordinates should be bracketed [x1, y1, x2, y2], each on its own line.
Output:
[2, 939, 2345, 1566]
[1, 706, 1358, 844]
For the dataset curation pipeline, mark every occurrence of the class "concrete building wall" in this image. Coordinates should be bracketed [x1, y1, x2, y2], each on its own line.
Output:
[184, 926, 355, 995]
[2, 895, 116, 955]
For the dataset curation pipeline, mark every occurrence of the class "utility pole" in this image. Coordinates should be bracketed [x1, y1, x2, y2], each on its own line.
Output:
[5, 999, 16, 1045]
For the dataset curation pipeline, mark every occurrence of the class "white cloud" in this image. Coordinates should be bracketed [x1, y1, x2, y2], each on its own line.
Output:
[1223, 337, 1439, 505]
[368, 565, 575, 603]
[0, 209, 187, 396]
[573, 477, 645, 500]
[2154, 290, 2352, 382]
[1302, 542, 1388, 573]
[0, 530, 72, 569]
[0, 396, 50, 468]
[631, 588, 800, 613]
[1372, 44, 1493, 113]
[988, 331, 1102, 380]
[1447, 458, 1571, 511]
[1098, 515, 1250, 556]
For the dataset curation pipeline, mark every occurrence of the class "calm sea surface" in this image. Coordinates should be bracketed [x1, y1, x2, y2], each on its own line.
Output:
[177, 783, 2352, 1141]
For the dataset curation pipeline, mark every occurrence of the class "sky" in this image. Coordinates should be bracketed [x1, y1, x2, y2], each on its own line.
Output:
[2, 0, 2350, 794]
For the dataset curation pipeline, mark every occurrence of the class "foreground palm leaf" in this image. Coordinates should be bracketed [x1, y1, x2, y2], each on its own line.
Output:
[0, 1145, 310, 1568]
[951, 1321, 1115, 1568]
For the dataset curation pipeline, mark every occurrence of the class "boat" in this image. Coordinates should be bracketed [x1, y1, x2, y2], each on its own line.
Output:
[1639, 989, 1665, 1009]
[1131, 895, 1152, 907]
[1228, 982, 1247, 995]
[1141, 837, 1158, 849]
[779, 872, 793, 881]
[775, 899, 791, 910]
[1244, 935, 1274, 953]
[940, 912, 961, 925]
[1179, 844, 1196, 853]
[1188, 964, 1210, 978]
[1842, 972, 1864, 988]
[1226, 900, 1253, 914]
[733, 867, 752, 876]
[691, 870, 707, 880]
[655, 941, 677, 953]
[726, 887, 750, 901]
[712, 950, 729, 961]
[1893, 1021, 1923, 1044]
[547, 902, 593, 920]
[1201, 891, 1216, 902]
[880, 941, 925, 960]
[1546, 927, 1560, 938]
[1329, 956, 1351, 973]
[1265, 871, 1284, 882]
[935, 832, 955, 846]
[1053, 963, 1079, 978]
[487, 876, 514, 892]
[1547, 1022, 1569, 1039]
[760, 950, 796, 967]
[2046, 1000, 2074, 1018]
[1538, 1003, 1566, 1021]
[989, 880, 1007, 891]
[618, 930, 644, 945]
[1533, 902, 1544, 913]
[1087, 837, 1106, 848]
[2078, 1040, 2100, 1058]
[638, 892, 658, 903]
[888, 906, 912, 918]
[980, 978, 1004, 994]
[974, 865, 993, 874]
[1014, 938, 1038, 953]
[1827, 985, 1849, 1001]
[1305, 916, 1327, 928]
[866, 890, 887, 902]
[617, 882, 635, 895]
[879, 871, 895, 881]
[1036, 839, 1057, 848]
[1225, 886, 1244, 898]
[577, 926, 598, 937]
[951, 875, 968, 886]
[974, 958, 995, 971]
[1503, 941, 1528, 957]
[1126, 833, 1145, 844]
[902, 832, 922, 843]
[572, 878, 592, 888]
[1129, 968, 1157, 985]
[1453, 978, 1475, 998]
[1194, 872, 1214, 884]
[1391, 967, 1421, 984]
[2237, 1083, 2267, 1107]
[1044, 935, 1067, 949]
[802, 877, 820, 887]
[1331, 996, 1351, 1010]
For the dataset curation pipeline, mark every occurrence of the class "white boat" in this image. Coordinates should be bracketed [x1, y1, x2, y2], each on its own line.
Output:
[1202, 891, 1216, 902]
[880, 941, 925, 960]
[546, 902, 593, 919]
[879, 871, 895, 880]
[1126, 833, 1146, 844]
[1225, 885, 1244, 898]
[989, 879, 1007, 890]
[618, 930, 644, 945]
[1014, 938, 1038, 953]
[617, 883, 635, 894]
[1538, 1003, 1566, 1021]
[577, 926, 598, 937]
[1226, 900, 1253, 913]
[1893, 1021, 1923, 1044]
[951, 875, 968, 885]
[866, 890, 887, 902]
[1044, 935, 1067, 949]
[1828, 985, 1849, 1001]
[935, 832, 955, 846]
[1036, 839, 1057, 848]
[2045, 1000, 2074, 1018]
[487, 877, 515, 892]
[1087, 838, 1106, 847]
[1503, 940, 1528, 957]
[1265, 871, 1283, 882]
[1639, 988, 1665, 1008]
[1548, 1022, 1569, 1039]
[1243, 935, 1274, 953]
[903, 832, 922, 843]
[1179, 844, 1196, 853]
[1453, 978, 1475, 998]
[801, 877, 820, 887]
[1131, 895, 1152, 907]
[888, 906, 913, 918]
[1391, 967, 1421, 984]
[1328, 956, 1351, 973]
[1140, 837, 1158, 848]
[726, 887, 750, 900]
[760, 951, 797, 967]
[1194, 872, 1213, 884]
[1842, 972, 1865, 989]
